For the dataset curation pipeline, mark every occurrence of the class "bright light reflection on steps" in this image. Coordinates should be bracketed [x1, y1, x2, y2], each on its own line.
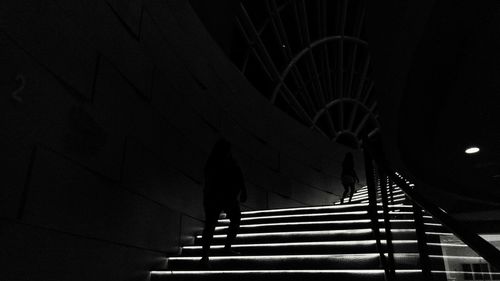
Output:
[159, 181, 483, 280]
[377, 211, 413, 215]
[151, 269, 422, 275]
[427, 243, 467, 247]
[241, 203, 370, 215]
[182, 240, 379, 249]
[169, 253, 431, 261]
[429, 255, 488, 260]
[424, 222, 443, 226]
[215, 219, 373, 230]
[241, 203, 414, 216]
[182, 240, 418, 250]
[220, 211, 369, 222]
[388, 204, 413, 208]
[196, 229, 374, 239]
[223, 210, 422, 223]
[197, 228, 428, 239]
[168, 253, 381, 261]
[425, 232, 453, 236]
[215, 218, 423, 231]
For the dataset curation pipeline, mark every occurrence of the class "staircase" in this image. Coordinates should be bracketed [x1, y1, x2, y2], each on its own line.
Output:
[151, 186, 500, 281]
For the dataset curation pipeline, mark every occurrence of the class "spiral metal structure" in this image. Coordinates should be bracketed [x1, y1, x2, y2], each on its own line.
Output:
[231, 0, 379, 148]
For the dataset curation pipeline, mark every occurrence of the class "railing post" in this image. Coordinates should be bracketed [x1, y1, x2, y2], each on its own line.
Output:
[380, 172, 396, 279]
[413, 204, 433, 280]
[364, 147, 393, 281]
[388, 178, 394, 205]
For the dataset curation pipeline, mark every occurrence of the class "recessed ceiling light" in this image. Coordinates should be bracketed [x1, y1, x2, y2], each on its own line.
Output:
[465, 147, 480, 154]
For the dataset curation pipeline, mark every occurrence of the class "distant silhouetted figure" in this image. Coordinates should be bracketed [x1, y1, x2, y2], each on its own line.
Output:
[340, 152, 359, 204]
[200, 139, 247, 267]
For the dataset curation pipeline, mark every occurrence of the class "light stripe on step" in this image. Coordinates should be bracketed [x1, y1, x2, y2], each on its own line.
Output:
[424, 223, 443, 226]
[196, 229, 374, 239]
[428, 243, 467, 247]
[215, 219, 371, 230]
[182, 240, 379, 249]
[197, 228, 422, 239]
[429, 255, 488, 261]
[168, 253, 381, 261]
[215, 219, 421, 231]
[169, 253, 426, 261]
[182, 240, 418, 250]
[215, 218, 422, 231]
[219, 211, 369, 222]
[425, 232, 453, 236]
[151, 269, 422, 275]
[241, 203, 370, 216]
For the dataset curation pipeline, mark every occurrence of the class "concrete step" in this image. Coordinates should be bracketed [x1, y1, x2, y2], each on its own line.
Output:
[194, 228, 418, 245]
[152, 185, 491, 281]
[180, 240, 423, 256]
[167, 253, 434, 270]
[213, 220, 443, 235]
[239, 203, 414, 219]
[167, 253, 383, 270]
[150, 269, 423, 281]
[167, 253, 423, 271]
[218, 211, 418, 226]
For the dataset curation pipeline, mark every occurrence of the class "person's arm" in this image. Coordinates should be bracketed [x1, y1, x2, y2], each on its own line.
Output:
[354, 170, 360, 183]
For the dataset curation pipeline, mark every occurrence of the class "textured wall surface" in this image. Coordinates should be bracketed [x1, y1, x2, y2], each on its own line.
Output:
[0, 0, 362, 280]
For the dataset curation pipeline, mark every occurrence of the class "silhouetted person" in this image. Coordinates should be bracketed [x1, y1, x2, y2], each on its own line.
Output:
[200, 139, 247, 267]
[340, 152, 359, 204]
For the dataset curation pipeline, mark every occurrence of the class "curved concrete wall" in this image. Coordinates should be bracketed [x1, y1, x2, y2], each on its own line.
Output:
[0, 0, 363, 280]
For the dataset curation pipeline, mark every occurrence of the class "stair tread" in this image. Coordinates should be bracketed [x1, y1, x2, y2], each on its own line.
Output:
[150, 269, 424, 281]
[153, 187, 486, 281]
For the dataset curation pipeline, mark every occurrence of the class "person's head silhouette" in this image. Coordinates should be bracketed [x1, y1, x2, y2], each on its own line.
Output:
[210, 138, 232, 161]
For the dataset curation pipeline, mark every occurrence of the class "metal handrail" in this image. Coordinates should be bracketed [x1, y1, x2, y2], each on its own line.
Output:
[387, 172, 500, 268]
[363, 148, 393, 281]
[364, 145, 500, 270]
[379, 173, 396, 278]
[362, 133, 500, 273]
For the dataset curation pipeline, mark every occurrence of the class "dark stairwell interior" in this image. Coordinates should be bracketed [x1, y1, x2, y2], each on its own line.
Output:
[2, 0, 500, 281]
[151, 162, 500, 280]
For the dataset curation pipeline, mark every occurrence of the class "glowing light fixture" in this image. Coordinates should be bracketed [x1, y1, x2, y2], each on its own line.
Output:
[465, 147, 480, 154]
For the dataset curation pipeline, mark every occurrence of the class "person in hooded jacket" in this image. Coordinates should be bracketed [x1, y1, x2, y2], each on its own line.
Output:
[200, 139, 247, 267]
[340, 152, 359, 204]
